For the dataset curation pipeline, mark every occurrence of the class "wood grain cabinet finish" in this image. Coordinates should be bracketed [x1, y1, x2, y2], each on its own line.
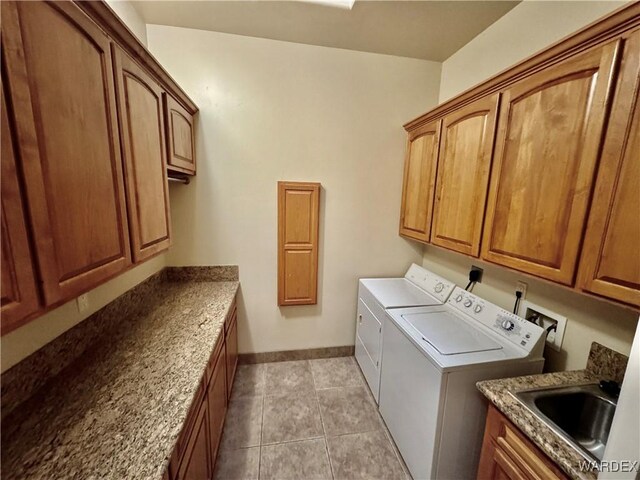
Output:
[577, 30, 640, 307]
[399, 120, 440, 242]
[481, 41, 620, 285]
[431, 94, 499, 256]
[113, 47, 172, 262]
[2, 1, 132, 306]
[207, 341, 227, 465]
[165, 94, 197, 175]
[277, 182, 321, 306]
[176, 399, 211, 480]
[1, 76, 41, 333]
[477, 405, 568, 480]
[225, 306, 238, 399]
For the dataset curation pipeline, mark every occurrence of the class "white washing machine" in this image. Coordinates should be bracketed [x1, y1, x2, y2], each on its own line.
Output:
[379, 286, 545, 480]
[355, 263, 455, 403]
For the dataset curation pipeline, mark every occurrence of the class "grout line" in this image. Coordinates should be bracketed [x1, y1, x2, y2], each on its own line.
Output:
[311, 359, 336, 480]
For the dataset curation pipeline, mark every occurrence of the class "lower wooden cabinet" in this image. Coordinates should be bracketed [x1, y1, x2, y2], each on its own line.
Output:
[226, 306, 239, 399]
[177, 399, 211, 480]
[477, 404, 568, 480]
[168, 294, 238, 480]
[207, 342, 228, 464]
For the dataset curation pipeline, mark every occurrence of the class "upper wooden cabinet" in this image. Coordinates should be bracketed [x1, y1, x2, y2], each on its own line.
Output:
[431, 94, 499, 256]
[165, 95, 197, 175]
[2, 1, 132, 305]
[113, 47, 172, 262]
[481, 41, 620, 285]
[577, 30, 640, 307]
[1, 76, 41, 334]
[399, 120, 440, 242]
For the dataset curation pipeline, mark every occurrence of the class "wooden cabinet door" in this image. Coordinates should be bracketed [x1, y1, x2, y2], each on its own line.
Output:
[226, 314, 238, 399]
[2, 1, 131, 305]
[113, 47, 172, 262]
[477, 405, 568, 480]
[207, 346, 227, 466]
[399, 120, 440, 242]
[481, 41, 620, 284]
[1, 75, 41, 333]
[577, 30, 640, 307]
[431, 94, 499, 256]
[177, 399, 211, 480]
[277, 182, 321, 305]
[165, 94, 196, 175]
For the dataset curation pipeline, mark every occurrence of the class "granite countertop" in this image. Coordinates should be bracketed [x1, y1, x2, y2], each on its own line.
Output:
[1, 278, 239, 479]
[477, 370, 601, 480]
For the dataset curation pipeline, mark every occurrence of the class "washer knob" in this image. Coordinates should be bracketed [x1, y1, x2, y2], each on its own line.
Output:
[463, 299, 473, 308]
[455, 294, 463, 303]
[434, 282, 444, 293]
[474, 304, 483, 313]
[501, 319, 515, 331]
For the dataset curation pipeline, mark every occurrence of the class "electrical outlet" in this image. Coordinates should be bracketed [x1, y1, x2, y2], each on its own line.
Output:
[76, 293, 90, 313]
[470, 265, 483, 283]
[522, 300, 567, 352]
[515, 281, 528, 300]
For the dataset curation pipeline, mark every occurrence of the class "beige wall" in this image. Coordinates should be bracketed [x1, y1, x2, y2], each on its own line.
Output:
[426, 0, 638, 372]
[1, 0, 157, 373]
[106, 0, 148, 46]
[147, 25, 441, 354]
[439, 0, 628, 102]
[1, 255, 166, 372]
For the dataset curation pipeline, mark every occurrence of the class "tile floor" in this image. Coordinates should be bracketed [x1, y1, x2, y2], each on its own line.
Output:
[213, 356, 410, 480]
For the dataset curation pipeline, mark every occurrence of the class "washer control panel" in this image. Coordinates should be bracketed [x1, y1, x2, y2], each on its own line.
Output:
[447, 287, 544, 352]
[405, 263, 455, 303]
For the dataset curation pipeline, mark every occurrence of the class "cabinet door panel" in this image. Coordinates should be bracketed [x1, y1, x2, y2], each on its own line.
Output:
[1, 75, 41, 333]
[481, 41, 620, 284]
[277, 182, 320, 306]
[177, 400, 210, 480]
[207, 348, 227, 465]
[113, 47, 172, 262]
[431, 94, 499, 256]
[226, 315, 238, 399]
[578, 30, 640, 307]
[2, 1, 131, 304]
[165, 94, 196, 174]
[399, 120, 440, 242]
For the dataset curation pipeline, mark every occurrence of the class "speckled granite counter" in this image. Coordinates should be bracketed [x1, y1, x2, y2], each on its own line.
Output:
[1, 269, 239, 479]
[477, 343, 629, 480]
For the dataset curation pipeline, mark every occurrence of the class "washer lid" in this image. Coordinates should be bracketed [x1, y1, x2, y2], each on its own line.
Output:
[403, 311, 503, 355]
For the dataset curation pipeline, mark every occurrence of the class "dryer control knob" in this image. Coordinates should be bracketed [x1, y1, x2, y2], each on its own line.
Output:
[474, 304, 483, 313]
[434, 282, 444, 293]
[501, 319, 515, 331]
[463, 299, 473, 308]
[455, 294, 463, 303]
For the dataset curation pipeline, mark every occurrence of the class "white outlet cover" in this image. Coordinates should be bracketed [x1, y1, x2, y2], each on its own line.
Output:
[521, 300, 567, 352]
[76, 294, 90, 313]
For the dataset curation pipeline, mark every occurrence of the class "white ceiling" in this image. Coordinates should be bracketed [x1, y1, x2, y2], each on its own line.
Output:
[132, 1, 520, 61]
